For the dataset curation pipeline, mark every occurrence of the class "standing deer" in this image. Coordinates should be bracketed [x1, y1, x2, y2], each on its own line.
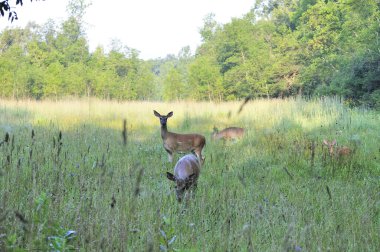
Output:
[323, 139, 352, 158]
[154, 110, 206, 164]
[166, 154, 201, 202]
[212, 127, 245, 141]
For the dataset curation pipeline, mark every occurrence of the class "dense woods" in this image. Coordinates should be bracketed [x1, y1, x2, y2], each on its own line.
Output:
[0, 0, 379, 108]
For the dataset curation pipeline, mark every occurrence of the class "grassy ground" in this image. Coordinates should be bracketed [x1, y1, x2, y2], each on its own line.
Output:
[0, 97, 379, 251]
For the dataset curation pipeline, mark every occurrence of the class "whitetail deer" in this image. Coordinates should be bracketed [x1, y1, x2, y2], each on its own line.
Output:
[212, 127, 245, 141]
[323, 139, 352, 158]
[166, 154, 201, 202]
[154, 110, 206, 164]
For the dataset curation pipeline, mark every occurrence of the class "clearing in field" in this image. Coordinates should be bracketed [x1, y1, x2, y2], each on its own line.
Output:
[0, 98, 379, 251]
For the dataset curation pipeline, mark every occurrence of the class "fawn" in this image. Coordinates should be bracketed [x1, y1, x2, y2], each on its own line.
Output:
[166, 154, 201, 202]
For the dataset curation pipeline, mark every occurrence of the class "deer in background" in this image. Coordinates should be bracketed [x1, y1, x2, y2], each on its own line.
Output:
[154, 110, 206, 164]
[212, 127, 245, 141]
[166, 154, 201, 202]
[323, 139, 353, 158]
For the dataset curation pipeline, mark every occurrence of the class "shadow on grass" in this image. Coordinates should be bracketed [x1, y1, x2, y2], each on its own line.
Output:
[1, 103, 379, 251]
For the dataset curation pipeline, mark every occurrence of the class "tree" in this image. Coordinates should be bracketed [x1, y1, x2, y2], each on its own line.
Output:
[65, 62, 88, 96]
[66, 0, 91, 23]
[163, 68, 186, 101]
[189, 55, 223, 101]
[199, 13, 219, 42]
[133, 61, 156, 100]
[42, 61, 64, 99]
[1, 0, 379, 106]
[0, 45, 27, 98]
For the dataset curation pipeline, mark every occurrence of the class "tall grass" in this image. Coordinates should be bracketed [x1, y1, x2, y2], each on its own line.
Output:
[0, 97, 379, 251]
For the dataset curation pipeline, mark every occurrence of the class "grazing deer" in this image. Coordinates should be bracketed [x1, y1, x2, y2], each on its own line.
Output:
[212, 127, 245, 141]
[323, 139, 352, 158]
[154, 110, 206, 164]
[166, 154, 201, 202]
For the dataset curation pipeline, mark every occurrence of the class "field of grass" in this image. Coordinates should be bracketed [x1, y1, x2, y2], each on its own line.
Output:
[0, 97, 379, 251]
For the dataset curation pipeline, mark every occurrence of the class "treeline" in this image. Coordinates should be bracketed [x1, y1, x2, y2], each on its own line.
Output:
[0, 0, 379, 108]
[0, 18, 157, 100]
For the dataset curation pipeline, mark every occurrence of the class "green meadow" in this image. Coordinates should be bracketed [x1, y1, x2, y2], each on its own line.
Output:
[0, 98, 379, 251]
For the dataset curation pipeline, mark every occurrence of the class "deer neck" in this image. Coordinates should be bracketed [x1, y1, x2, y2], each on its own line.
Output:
[161, 124, 168, 140]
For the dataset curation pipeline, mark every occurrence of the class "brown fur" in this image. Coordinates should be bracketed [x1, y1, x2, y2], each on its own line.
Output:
[212, 127, 245, 141]
[323, 139, 352, 157]
[154, 110, 206, 163]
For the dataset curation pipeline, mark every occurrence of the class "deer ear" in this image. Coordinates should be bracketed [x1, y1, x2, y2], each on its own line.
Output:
[167, 111, 173, 117]
[332, 139, 337, 145]
[323, 139, 329, 145]
[154, 110, 160, 117]
[166, 172, 176, 181]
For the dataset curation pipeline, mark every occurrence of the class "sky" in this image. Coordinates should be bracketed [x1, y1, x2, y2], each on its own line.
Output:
[0, 0, 255, 60]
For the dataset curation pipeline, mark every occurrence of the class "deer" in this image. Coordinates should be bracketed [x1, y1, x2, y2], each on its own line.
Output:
[322, 139, 353, 158]
[154, 110, 206, 164]
[212, 127, 245, 141]
[166, 154, 201, 202]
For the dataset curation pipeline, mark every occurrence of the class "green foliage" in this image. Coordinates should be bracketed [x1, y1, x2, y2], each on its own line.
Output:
[199, 13, 219, 42]
[163, 68, 186, 101]
[0, 190, 77, 251]
[159, 215, 178, 251]
[189, 55, 223, 101]
[0, 98, 379, 251]
[0, 0, 379, 107]
[0, 3, 155, 100]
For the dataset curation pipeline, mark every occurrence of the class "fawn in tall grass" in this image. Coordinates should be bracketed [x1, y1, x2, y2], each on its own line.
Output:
[212, 127, 245, 141]
[166, 154, 201, 202]
[323, 139, 353, 158]
[154, 110, 206, 164]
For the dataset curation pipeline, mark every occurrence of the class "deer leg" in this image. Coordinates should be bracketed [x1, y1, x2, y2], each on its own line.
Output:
[193, 149, 200, 160]
[194, 149, 204, 164]
[168, 153, 174, 162]
[164, 148, 174, 162]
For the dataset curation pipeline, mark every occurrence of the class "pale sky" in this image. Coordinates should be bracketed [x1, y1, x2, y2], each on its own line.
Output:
[0, 0, 254, 59]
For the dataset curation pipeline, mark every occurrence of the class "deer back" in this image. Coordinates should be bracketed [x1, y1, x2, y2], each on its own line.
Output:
[212, 127, 245, 140]
[174, 154, 201, 180]
[167, 154, 201, 202]
[337, 146, 352, 157]
[165, 132, 206, 152]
